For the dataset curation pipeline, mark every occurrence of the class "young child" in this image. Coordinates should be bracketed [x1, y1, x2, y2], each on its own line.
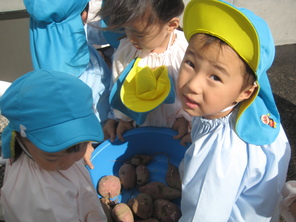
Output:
[23, 0, 113, 168]
[0, 70, 107, 221]
[99, 0, 192, 143]
[24, 0, 112, 128]
[177, 0, 291, 221]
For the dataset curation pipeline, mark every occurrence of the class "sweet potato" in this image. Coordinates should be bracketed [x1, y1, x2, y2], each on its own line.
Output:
[112, 203, 134, 222]
[165, 158, 181, 191]
[100, 197, 115, 222]
[130, 154, 154, 166]
[138, 182, 181, 200]
[136, 165, 150, 186]
[119, 163, 136, 190]
[98, 175, 121, 198]
[153, 199, 181, 222]
[127, 193, 153, 219]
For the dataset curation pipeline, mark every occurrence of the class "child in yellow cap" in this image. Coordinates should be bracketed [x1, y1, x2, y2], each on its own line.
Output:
[178, 0, 291, 221]
[99, 0, 192, 143]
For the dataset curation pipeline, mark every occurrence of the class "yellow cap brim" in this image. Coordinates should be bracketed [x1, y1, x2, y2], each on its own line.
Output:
[183, 0, 260, 72]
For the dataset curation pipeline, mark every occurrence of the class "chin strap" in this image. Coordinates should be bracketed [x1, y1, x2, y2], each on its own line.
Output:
[219, 102, 238, 113]
[16, 137, 33, 159]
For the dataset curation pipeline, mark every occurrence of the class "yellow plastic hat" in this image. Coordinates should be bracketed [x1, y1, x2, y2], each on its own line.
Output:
[120, 58, 173, 113]
[183, 0, 259, 72]
[183, 0, 280, 145]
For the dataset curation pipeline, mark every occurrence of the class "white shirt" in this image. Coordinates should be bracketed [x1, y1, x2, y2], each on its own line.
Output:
[179, 109, 291, 221]
[1, 153, 107, 222]
[111, 29, 192, 127]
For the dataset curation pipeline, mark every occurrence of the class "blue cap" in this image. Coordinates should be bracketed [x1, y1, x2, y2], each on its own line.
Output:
[0, 70, 103, 158]
[184, 0, 279, 145]
[24, 0, 90, 77]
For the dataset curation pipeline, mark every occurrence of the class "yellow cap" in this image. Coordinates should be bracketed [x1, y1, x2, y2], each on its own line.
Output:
[183, 0, 260, 72]
[120, 58, 172, 113]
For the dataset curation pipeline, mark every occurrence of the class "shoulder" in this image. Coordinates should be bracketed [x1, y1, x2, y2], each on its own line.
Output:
[113, 38, 138, 64]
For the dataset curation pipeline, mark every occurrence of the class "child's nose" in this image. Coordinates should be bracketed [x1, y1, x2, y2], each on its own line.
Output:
[187, 75, 203, 94]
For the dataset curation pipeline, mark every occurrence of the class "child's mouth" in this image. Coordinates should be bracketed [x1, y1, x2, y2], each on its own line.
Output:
[185, 96, 199, 109]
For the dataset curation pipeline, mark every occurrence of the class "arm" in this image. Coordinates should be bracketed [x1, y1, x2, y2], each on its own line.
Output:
[180, 126, 290, 221]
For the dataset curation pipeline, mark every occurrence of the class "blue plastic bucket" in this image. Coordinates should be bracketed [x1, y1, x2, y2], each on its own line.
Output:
[88, 126, 189, 204]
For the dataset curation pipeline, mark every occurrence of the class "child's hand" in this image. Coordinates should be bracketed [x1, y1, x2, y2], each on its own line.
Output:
[179, 133, 192, 147]
[172, 117, 188, 138]
[116, 120, 134, 142]
[103, 119, 117, 142]
[84, 142, 94, 169]
[172, 117, 191, 146]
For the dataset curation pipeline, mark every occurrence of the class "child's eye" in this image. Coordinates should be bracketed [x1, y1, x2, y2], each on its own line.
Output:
[185, 60, 195, 68]
[210, 75, 221, 82]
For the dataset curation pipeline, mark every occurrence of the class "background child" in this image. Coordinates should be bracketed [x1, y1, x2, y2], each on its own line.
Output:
[23, 0, 113, 169]
[0, 70, 107, 221]
[24, 0, 112, 129]
[98, 0, 192, 143]
[177, 0, 291, 221]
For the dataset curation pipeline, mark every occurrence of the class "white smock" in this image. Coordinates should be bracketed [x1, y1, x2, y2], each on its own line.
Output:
[111, 29, 192, 127]
[179, 108, 291, 222]
[0, 153, 107, 222]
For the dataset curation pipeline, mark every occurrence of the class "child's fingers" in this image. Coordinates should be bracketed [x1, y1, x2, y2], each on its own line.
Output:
[109, 133, 116, 142]
[116, 129, 125, 141]
[85, 158, 94, 169]
[173, 132, 184, 140]
[84, 143, 95, 169]
[180, 134, 192, 147]
[173, 126, 188, 140]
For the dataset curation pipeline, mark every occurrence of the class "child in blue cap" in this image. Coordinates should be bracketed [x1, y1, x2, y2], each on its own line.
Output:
[178, 0, 291, 221]
[23, 0, 113, 169]
[0, 70, 107, 221]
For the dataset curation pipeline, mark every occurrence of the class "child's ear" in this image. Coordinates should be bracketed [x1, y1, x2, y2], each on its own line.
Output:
[168, 17, 180, 32]
[236, 83, 258, 103]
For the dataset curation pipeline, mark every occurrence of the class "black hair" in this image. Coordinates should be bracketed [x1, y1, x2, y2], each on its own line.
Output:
[196, 33, 256, 90]
[66, 142, 88, 153]
[98, 0, 184, 30]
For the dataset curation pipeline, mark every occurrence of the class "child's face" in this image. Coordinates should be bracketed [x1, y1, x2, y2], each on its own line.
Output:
[22, 138, 88, 171]
[124, 18, 173, 53]
[178, 34, 253, 119]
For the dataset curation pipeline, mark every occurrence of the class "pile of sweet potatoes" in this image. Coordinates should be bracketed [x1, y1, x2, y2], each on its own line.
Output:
[96, 154, 182, 222]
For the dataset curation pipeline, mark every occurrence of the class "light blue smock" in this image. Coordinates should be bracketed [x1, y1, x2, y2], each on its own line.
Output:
[179, 108, 291, 221]
[79, 43, 112, 127]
